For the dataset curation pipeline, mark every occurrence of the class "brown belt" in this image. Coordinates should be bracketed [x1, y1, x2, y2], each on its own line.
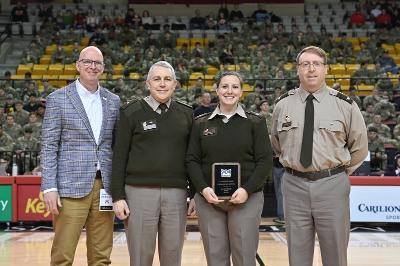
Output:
[285, 165, 346, 181]
[95, 170, 102, 179]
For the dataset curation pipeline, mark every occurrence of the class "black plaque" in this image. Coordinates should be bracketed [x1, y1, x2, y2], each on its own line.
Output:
[212, 162, 241, 199]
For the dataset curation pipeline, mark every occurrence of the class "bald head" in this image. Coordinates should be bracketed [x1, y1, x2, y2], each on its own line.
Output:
[79, 46, 103, 61]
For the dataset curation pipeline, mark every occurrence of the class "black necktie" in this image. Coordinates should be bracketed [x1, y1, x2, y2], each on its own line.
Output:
[159, 103, 167, 114]
[300, 94, 315, 168]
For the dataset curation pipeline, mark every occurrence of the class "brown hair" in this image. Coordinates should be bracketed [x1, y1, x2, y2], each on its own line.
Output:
[215, 71, 243, 88]
[296, 46, 328, 64]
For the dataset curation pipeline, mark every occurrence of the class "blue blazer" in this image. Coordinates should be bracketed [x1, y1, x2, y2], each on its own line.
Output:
[41, 81, 120, 198]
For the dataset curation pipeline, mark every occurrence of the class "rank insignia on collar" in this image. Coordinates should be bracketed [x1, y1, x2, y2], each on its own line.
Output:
[285, 115, 291, 122]
[203, 127, 217, 136]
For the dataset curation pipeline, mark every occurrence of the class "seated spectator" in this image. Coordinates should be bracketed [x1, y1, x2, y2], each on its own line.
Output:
[368, 126, 387, 175]
[86, 9, 100, 32]
[13, 100, 29, 126]
[230, 4, 244, 21]
[24, 112, 42, 140]
[89, 27, 107, 46]
[0, 106, 6, 125]
[23, 94, 40, 113]
[375, 9, 392, 29]
[189, 56, 207, 74]
[348, 8, 367, 28]
[141, 10, 153, 29]
[11, 2, 28, 22]
[362, 103, 375, 126]
[368, 114, 392, 142]
[363, 87, 382, 109]
[171, 17, 187, 30]
[374, 94, 395, 121]
[216, 12, 230, 31]
[0, 124, 14, 152]
[14, 126, 40, 174]
[376, 51, 398, 74]
[35, 103, 45, 123]
[51, 43, 67, 64]
[3, 114, 22, 140]
[392, 116, 400, 148]
[348, 86, 362, 109]
[355, 43, 374, 64]
[252, 3, 270, 23]
[194, 92, 215, 117]
[190, 9, 206, 30]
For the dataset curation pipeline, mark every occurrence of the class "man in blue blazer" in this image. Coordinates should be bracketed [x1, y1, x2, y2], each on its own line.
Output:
[41, 46, 120, 265]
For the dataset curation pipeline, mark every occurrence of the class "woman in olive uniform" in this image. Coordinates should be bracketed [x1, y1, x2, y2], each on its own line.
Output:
[186, 71, 272, 266]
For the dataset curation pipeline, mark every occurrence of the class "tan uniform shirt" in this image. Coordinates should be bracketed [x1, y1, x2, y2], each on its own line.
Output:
[271, 85, 368, 175]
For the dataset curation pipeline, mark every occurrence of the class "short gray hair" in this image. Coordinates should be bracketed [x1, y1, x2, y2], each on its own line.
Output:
[146, 61, 176, 81]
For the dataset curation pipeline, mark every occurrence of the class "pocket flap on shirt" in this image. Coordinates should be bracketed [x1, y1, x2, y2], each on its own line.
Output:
[319, 120, 344, 132]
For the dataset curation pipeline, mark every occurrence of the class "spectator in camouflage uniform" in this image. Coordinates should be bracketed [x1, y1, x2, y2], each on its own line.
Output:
[51, 43, 67, 64]
[363, 87, 382, 109]
[374, 95, 395, 121]
[3, 114, 22, 140]
[351, 62, 375, 86]
[24, 112, 42, 140]
[0, 124, 14, 152]
[367, 114, 392, 141]
[13, 100, 29, 126]
[348, 86, 362, 109]
[367, 126, 387, 175]
[362, 103, 375, 126]
[257, 99, 272, 133]
[392, 116, 400, 149]
[14, 126, 40, 174]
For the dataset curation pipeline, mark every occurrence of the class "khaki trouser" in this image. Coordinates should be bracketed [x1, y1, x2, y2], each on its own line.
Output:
[283, 171, 350, 266]
[124, 186, 187, 266]
[51, 179, 114, 266]
[195, 192, 264, 266]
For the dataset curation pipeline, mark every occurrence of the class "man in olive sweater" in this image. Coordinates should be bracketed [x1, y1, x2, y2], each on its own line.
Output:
[111, 61, 193, 266]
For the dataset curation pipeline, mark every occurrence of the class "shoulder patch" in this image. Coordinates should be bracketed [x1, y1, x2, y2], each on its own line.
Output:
[175, 100, 193, 110]
[335, 91, 353, 104]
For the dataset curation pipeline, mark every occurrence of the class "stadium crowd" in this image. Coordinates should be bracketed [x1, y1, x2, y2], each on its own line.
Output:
[1, 0, 400, 176]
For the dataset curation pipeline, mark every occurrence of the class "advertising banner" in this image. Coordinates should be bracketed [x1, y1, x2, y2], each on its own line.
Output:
[0, 185, 12, 221]
[350, 186, 400, 223]
[17, 185, 52, 221]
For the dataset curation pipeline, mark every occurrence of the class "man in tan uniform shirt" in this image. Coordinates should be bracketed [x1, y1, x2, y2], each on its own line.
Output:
[271, 46, 368, 266]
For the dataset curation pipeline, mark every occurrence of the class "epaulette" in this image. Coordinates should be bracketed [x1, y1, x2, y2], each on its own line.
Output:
[335, 91, 353, 104]
[274, 91, 290, 104]
[194, 112, 212, 120]
[175, 100, 193, 109]
[246, 111, 262, 119]
[121, 99, 140, 110]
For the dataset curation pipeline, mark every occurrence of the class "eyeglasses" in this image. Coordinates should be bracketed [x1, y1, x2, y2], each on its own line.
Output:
[78, 59, 104, 68]
[298, 61, 326, 69]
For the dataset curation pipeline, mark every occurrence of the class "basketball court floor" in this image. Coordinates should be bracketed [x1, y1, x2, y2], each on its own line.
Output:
[1, 218, 399, 265]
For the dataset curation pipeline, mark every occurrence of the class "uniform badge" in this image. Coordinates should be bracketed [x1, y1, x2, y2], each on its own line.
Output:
[282, 115, 292, 127]
[203, 127, 217, 136]
[142, 120, 157, 131]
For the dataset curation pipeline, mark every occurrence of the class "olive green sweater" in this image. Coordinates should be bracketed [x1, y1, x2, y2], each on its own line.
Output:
[186, 112, 272, 195]
[111, 99, 193, 201]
